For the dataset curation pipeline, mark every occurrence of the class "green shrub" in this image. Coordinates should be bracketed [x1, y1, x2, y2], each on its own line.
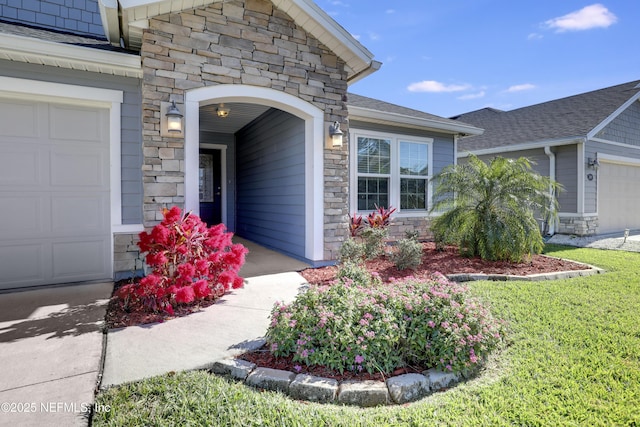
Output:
[361, 227, 388, 260]
[339, 237, 365, 263]
[266, 274, 504, 376]
[392, 237, 423, 270]
[335, 261, 380, 287]
[430, 154, 561, 262]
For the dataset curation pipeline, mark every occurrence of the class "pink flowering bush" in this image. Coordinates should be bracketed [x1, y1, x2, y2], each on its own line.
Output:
[266, 270, 504, 376]
[115, 206, 248, 315]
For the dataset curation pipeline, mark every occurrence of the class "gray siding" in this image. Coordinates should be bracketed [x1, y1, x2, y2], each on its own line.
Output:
[0, 59, 143, 224]
[199, 132, 236, 232]
[595, 101, 640, 147]
[475, 148, 549, 176]
[555, 145, 578, 213]
[236, 109, 305, 259]
[0, 0, 105, 38]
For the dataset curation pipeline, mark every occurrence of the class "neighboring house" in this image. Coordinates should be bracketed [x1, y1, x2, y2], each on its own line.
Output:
[0, 0, 481, 291]
[453, 80, 640, 237]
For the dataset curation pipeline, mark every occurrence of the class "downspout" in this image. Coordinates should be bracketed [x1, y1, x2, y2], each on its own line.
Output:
[544, 146, 556, 235]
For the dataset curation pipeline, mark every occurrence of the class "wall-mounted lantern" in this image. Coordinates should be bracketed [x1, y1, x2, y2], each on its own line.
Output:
[327, 121, 343, 148]
[587, 157, 600, 170]
[161, 101, 184, 137]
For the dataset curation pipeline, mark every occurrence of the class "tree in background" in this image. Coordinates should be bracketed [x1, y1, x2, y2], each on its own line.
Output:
[430, 155, 561, 262]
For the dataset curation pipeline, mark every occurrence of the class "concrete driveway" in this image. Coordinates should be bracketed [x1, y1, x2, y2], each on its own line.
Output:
[0, 282, 112, 427]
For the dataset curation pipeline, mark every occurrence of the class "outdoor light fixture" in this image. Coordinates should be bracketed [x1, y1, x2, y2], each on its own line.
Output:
[216, 105, 230, 118]
[328, 121, 343, 148]
[587, 157, 600, 169]
[165, 101, 183, 133]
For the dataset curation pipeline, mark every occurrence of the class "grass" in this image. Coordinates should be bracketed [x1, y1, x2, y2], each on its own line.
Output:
[93, 245, 640, 426]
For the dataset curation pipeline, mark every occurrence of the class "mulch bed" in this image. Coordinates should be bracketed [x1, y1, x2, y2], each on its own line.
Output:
[299, 242, 590, 286]
[104, 242, 591, 380]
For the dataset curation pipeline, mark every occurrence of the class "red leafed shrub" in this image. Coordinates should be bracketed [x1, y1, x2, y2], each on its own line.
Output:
[115, 206, 248, 315]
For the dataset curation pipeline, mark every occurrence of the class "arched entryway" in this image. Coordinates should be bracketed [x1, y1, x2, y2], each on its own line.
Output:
[184, 85, 324, 262]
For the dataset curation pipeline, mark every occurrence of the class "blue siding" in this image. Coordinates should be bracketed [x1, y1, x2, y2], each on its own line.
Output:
[0, 59, 143, 224]
[0, 0, 105, 38]
[236, 109, 306, 259]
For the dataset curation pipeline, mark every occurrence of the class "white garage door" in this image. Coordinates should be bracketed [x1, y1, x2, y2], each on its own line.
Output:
[598, 161, 640, 234]
[0, 98, 111, 290]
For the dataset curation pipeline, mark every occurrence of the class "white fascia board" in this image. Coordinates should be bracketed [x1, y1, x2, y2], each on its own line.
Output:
[587, 89, 640, 140]
[98, 0, 120, 45]
[348, 105, 484, 136]
[0, 33, 142, 78]
[457, 137, 584, 158]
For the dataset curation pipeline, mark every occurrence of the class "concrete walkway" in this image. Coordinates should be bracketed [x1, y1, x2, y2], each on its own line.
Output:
[547, 229, 640, 252]
[0, 238, 309, 426]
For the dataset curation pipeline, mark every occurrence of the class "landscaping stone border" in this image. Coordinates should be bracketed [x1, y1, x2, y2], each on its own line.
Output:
[211, 358, 460, 407]
[209, 263, 603, 407]
[446, 257, 603, 283]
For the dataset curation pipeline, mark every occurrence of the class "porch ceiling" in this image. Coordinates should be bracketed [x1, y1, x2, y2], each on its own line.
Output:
[199, 102, 271, 133]
[101, 0, 380, 83]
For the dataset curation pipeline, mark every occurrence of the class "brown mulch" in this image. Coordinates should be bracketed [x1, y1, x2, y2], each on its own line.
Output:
[105, 242, 592, 381]
[299, 242, 590, 286]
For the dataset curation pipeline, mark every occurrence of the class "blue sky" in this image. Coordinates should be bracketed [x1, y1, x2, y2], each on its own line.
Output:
[316, 1, 639, 118]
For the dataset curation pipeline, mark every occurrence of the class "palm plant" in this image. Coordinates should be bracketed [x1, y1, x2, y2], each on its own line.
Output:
[430, 155, 561, 262]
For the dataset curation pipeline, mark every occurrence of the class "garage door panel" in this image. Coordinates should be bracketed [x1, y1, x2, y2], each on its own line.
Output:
[0, 98, 111, 289]
[50, 149, 107, 188]
[0, 100, 40, 139]
[52, 240, 108, 280]
[0, 243, 45, 284]
[0, 195, 46, 238]
[51, 195, 109, 235]
[49, 105, 105, 143]
[0, 148, 42, 186]
[598, 162, 640, 234]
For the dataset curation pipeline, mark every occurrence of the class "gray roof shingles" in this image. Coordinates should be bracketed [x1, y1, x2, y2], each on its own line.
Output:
[347, 92, 477, 131]
[452, 80, 640, 151]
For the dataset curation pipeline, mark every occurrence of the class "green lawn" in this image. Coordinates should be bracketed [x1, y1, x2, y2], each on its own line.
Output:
[93, 245, 640, 426]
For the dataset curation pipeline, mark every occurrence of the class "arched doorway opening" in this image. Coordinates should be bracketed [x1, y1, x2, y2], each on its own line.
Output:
[184, 85, 324, 262]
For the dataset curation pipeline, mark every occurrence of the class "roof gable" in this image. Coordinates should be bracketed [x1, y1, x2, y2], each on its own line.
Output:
[101, 0, 380, 83]
[454, 80, 640, 152]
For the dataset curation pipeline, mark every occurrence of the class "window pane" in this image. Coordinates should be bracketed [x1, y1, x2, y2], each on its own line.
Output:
[400, 178, 427, 210]
[400, 142, 428, 176]
[358, 137, 391, 174]
[358, 177, 389, 211]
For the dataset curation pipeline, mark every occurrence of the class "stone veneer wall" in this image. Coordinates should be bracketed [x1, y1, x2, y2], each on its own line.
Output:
[113, 233, 143, 279]
[557, 215, 598, 236]
[140, 0, 350, 261]
[388, 217, 434, 241]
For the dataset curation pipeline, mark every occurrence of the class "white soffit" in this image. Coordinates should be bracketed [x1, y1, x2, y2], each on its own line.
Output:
[115, 0, 379, 82]
[0, 33, 142, 78]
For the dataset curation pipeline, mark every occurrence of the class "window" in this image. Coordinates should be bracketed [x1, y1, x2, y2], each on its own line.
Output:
[352, 132, 433, 213]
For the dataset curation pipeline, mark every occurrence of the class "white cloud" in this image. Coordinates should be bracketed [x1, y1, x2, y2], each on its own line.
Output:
[407, 80, 471, 93]
[368, 32, 380, 41]
[528, 32, 543, 40]
[351, 33, 361, 41]
[458, 91, 486, 100]
[386, 9, 395, 14]
[544, 4, 617, 32]
[507, 83, 536, 92]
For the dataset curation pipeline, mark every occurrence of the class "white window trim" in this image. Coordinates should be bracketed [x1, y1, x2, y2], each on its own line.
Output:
[350, 128, 434, 216]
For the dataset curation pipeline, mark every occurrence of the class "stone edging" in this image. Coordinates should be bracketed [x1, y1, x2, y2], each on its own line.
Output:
[446, 257, 603, 283]
[211, 358, 461, 406]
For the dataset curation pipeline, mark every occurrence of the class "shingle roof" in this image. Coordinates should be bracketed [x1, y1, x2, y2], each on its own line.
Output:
[347, 92, 477, 131]
[452, 80, 640, 151]
[0, 21, 130, 53]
